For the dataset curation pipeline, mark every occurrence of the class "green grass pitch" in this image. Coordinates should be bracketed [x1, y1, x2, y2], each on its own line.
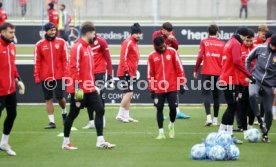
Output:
[0, 105, 275, 167]
[16, 46, 199, 61]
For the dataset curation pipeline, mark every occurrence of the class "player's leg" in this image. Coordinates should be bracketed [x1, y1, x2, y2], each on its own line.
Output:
[239, 6, 243, 18]
[116, 77, 137, 122]
[261, 86, 274, 143]
[272, 94, 276, 120]
[248, 82, 267, 133]
[167, 91, 178, 138]
[155, 93, 166, 139]
[219, 85, 242, 144]
[212, 76, 220, 126]
[0, 93, 17, 156]
[62, 93, 80, 150]
[55, 79, 67, 125]
[202, 75, 212, 126]
[238, 86, 250, 138]
[84, 73, 105, 129]
[245, 6, 248, 18]
[88, 92, 115, 148]
[42, 81, 56, 129]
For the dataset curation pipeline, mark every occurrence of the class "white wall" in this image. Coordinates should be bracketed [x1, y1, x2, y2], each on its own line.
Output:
[2, 0, 267, 19]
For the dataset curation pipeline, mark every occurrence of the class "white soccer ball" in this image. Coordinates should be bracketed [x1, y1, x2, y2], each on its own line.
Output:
[216, 131, 232, 147]
[190, 143, 206, 160]
[246, 128, 261, 143]
[208, 145, 226, 161]
[225, 144, 240, 160]
[205, 132, 217, 147]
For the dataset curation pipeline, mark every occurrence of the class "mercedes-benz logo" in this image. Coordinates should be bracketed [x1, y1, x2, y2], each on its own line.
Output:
[68, 27, 80, 43]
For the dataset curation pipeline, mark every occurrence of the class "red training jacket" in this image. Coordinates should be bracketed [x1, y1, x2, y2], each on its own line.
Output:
[48, 9, 59, 29]
[0, 38, 19, 96]
[0, 8, 7, 26]
[90, 36, 113, 76]
[34, 37, 68, 83]
[147, 47, 186, 94]
[152, 29, 179, 50]
[253, 36, 263, 45]
[238, 43, 256, 86]
[219, 36, 251, 85]
[240, 0, 249, 6]
[67, 38, 96, 93]
[194, 37, 225, 76]
[117, 36, 140, 77]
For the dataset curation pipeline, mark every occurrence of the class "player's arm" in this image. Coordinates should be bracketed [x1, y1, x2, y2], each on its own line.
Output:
[173, 50, 186, 85]
[170, 34, 179, 50]
[62, 41, 69, 77]
[245, 46, 258, 72]
[232, 42, 251, 77]
[70, 45, 81, 82]
[13, 47, 19, 79]
[100, 38, 113, 76]
[152, 31, 158, 43]
[147, 56, 155, 92]
[194, 40, 205, 78]
[34, 44, 42, 84]
[120, 42, 130, 74]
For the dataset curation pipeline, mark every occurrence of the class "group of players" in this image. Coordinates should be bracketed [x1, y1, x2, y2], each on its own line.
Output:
[193, 24, 276, 144]
[0, 19, 275, 156]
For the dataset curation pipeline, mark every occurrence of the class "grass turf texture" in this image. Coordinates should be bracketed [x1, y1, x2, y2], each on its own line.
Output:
[16, 46, 199, 61]
[0, 105, 275, 167]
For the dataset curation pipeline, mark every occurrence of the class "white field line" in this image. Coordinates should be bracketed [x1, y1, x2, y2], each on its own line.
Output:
[10, 131, 276, 135]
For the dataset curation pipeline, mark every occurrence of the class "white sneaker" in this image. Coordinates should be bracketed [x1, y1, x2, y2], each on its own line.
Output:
[212, 119, 218, 126]
[116, 115, 129, 123]
[62, 143, 78, 150]
[205, 119, 212, 126]
[0, 144, 16, 156]
[273, 112, 276, 120]
[82, 122, 95, 129]
[127, 117, 138, 123]
[96, 141, 116, 149]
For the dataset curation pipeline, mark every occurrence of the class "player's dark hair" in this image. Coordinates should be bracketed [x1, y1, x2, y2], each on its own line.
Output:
[265, 30, 274, 39]
[208, 24, 219, 36]
[81, 22, 95, 36]
[162, 22, 173, 32]
[48, 3, 54, 9]
[0, 2, 2, 8]
[0, 22, 15, 32]
[247, 28, 255, 38]
[61, 4, 65, 9]
[153, 36, 165, 46]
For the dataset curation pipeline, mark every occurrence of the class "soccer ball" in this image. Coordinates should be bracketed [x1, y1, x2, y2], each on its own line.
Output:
[216, 131, 232, 147]
[205, 132, 217, 147]
[208, 145, 226, 161]
[246, 128, 261, 143]
[225, 144, 240, 160]
[190, 143, 206, 160]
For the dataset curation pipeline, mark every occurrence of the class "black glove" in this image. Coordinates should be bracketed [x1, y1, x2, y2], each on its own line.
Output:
[249, 76, 256, 84]
[107, 75, 113, 81]
[106, 75, 113, 87]
[179, 85, 185, 95]
[150, 91, 155, 99]
[124, 71, 130, 80]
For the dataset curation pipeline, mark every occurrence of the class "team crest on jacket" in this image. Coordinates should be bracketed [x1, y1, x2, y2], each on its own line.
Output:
[94, 40, 98, 45]
[55, 44, 60, 49]
[166, 54, 172, 60]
